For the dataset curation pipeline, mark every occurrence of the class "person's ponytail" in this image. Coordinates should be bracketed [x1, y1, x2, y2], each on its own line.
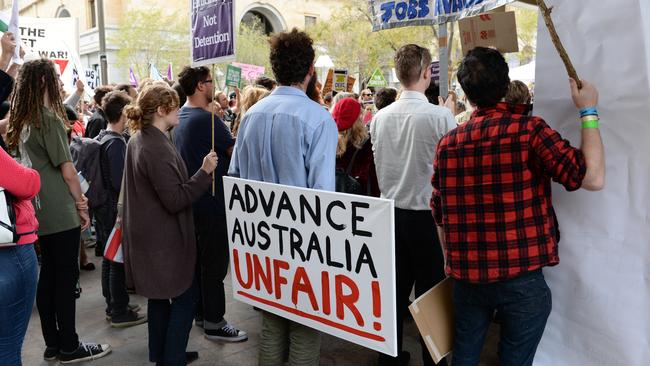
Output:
[124, 104, 144, 131]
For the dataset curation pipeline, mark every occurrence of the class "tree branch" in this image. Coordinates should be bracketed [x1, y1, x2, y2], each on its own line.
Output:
[355, 5, 398, 51]
[537, 0, 582, 88]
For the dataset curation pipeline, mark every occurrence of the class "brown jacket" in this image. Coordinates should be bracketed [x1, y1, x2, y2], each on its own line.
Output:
[122, 126, 211, 299]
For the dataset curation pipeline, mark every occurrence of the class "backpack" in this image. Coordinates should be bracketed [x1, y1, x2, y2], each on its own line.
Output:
[0, 187, 18, 247]
[335, 148, 363, 195]
[70, 134, 121, 209]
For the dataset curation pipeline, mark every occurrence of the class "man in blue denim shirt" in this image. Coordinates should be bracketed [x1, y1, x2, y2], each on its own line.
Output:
[228, 28, 338, 366]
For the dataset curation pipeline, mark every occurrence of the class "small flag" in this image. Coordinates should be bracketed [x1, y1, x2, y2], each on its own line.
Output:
[129, 67, 138, 87]
[103, 226, 123, 263]
[166, 63, 173, 81]
[9, 0, 22, 65]
[149, 63, 163, 81]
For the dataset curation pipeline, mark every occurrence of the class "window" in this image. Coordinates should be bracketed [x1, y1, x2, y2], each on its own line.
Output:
[88, 0, 97, 28]
[56, 6, 71, 18]
[305, 15, 317, 29]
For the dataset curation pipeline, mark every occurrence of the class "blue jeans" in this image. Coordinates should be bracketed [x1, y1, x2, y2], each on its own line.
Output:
[148, 279, 198, 365]
[0, 244, 38, 365]
[452, 269, 552, 366]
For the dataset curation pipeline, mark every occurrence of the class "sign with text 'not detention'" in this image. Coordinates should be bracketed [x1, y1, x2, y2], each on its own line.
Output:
[369, 0, 516, 31]
[224, 177, 398, 356]
[191, 0, 235, 67]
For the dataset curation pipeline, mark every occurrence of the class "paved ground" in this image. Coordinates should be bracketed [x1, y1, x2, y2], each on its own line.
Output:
[22, 247, 500, 365]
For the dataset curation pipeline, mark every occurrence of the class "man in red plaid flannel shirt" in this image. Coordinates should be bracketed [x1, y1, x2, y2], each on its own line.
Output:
[431, 47, 605, 365]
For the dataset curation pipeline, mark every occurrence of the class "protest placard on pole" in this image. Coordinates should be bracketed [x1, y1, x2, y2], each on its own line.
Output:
[368, 0, 517, 30]
[225, 64, 242, 88]
[322, 69, 334, 96]
[367, 68, 388, 88]
[0, 15, 93, 96]
[232, 62, 265, 82]
[190, 0, 235, 67]
[333, 69, 348, 92]
[458, 12, 519, 55]
[224, 177, 398, 356]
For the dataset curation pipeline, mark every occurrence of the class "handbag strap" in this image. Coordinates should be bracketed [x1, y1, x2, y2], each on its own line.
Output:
[345, 148, 361, 175]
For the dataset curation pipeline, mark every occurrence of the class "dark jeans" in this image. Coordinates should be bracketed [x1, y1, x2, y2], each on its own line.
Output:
[148, 279, 198, 365]
[94, 203, 115, 256]
[452, 269, 552, 366]
[101, 259, 130, 316]
[96, 201, 129, 317]
[378, 209, 447, 366]
[36, 227, 81, 352]
[194, 214, 229, 330]
[0, 244, 38, 365]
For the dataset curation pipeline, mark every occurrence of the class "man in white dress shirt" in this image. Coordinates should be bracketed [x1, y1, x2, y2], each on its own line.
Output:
[370, 44, 456, 366]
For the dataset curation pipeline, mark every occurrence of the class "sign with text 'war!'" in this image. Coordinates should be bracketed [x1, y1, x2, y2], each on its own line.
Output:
[369, 0, 516, 31]
[224, 177, 397, 356]
[191, 0, 235, 66]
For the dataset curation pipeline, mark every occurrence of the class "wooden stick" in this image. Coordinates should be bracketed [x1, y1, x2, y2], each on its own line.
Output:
[211, 64, 216, 196]
[537, 0, 582, 89]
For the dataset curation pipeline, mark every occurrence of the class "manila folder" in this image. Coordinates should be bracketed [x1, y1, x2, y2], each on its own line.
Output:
[408, 277, 454, 363]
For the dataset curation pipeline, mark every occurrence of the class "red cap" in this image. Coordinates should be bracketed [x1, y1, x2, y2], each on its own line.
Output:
[332, 98, 362, 131]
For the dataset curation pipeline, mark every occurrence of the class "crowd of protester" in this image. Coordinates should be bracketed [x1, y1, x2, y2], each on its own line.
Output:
[0, 25, 605, 366]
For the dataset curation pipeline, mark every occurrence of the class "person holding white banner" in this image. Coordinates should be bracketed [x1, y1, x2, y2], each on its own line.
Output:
[228, 28, 338, 366]
[370, 44, 456, 366]
[431, 47, 604, 365]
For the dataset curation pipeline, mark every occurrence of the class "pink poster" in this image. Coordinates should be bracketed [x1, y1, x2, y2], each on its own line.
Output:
[232, 62, 265, 82]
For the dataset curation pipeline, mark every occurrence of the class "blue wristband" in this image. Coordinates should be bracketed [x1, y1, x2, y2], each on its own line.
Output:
[579, 107, 598, 117]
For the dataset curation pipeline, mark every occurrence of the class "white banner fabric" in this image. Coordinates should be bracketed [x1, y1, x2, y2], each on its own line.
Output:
[533, 1, 650, 365]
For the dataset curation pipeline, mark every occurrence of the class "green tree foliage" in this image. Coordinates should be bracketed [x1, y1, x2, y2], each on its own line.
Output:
[308, 0, 438, 85]
[111, 9, 274, 85]
[110, 9, 189, 80]
[511, 6, 538, 64]
[235, 18, 272, 72]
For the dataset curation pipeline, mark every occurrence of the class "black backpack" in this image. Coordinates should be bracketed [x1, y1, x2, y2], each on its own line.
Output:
[70, 134, 123, 209]
[335, 148, 363, 195]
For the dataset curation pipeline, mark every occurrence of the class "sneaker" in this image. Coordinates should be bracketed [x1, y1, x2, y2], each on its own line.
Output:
[204, 324, 248, 342]
[59, 342, 111, 364]
[106, 304, 141, 321]
[111, 310, 147, 328]
[43, 346, 59, 361]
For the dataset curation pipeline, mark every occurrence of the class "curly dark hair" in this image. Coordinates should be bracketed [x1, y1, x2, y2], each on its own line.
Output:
[457, 47, 510, 108]
[269, 28, 315, 86]
[177, 66, 210, 96]
[374, 87, 397, 110]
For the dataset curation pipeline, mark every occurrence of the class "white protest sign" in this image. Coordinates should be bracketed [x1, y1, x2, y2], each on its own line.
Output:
[3, 16, 91, 94]
[533, 0, 650, 365]
[224, 177, 398, 356]
[368, 0, 516, 31]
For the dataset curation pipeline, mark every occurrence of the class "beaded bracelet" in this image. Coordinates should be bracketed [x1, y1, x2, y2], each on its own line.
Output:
[579, 107, 598, 117]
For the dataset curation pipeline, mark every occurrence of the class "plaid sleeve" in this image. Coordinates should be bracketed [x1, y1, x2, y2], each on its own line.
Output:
[431, 142, 444, 225]
[530, 117, 587, 191]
